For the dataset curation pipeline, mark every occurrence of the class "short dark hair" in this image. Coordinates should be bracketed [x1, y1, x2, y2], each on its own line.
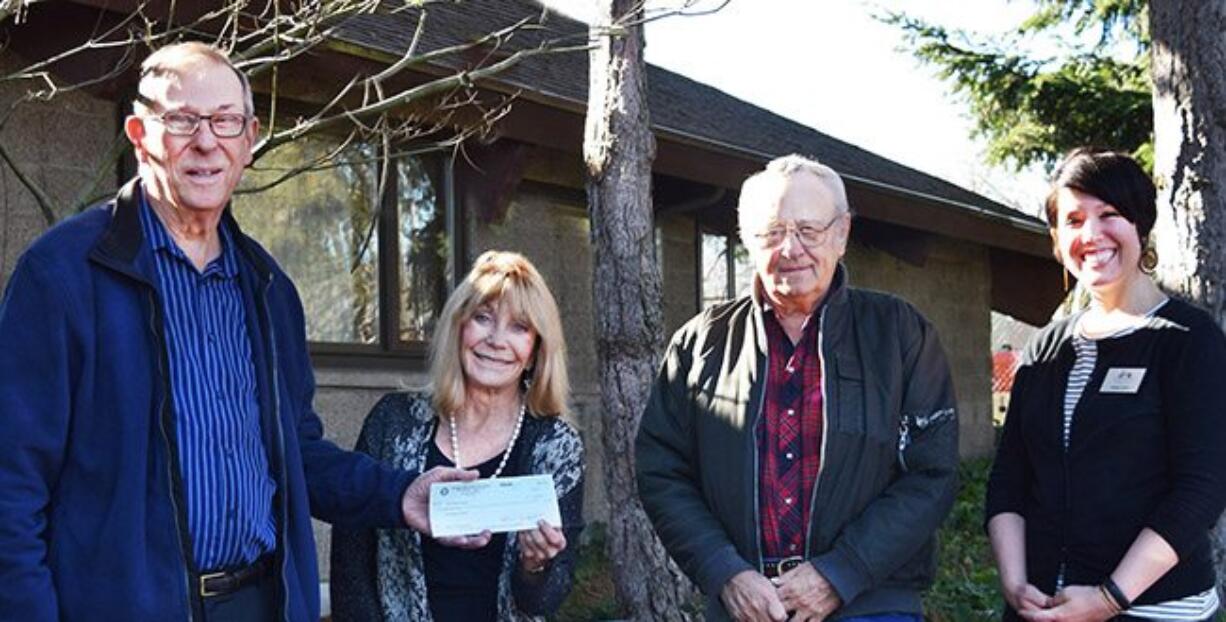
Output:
[1044, 148, 1156, 241]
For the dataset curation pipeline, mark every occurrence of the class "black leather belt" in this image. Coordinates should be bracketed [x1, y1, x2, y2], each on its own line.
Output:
[199, 554, 274, 598]
[762, 556, 805, 579]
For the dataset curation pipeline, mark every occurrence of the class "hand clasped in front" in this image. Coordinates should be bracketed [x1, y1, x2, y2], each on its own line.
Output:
[721, 563, 842, 622]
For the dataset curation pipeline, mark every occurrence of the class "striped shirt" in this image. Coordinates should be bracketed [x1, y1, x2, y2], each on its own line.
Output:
[1062, 336, 1097, 450]
[140, 195, 276, 571]
[1060, 302, 1216, 620]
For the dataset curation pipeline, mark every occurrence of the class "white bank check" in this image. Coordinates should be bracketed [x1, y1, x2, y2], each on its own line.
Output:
[429, 474, 561, 538]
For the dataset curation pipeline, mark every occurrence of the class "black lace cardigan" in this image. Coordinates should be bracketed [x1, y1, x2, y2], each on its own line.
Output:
[330, 392, 585, 621]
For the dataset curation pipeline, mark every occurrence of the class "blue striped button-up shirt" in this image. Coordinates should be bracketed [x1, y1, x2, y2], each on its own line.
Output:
[139, 194, 277, 571]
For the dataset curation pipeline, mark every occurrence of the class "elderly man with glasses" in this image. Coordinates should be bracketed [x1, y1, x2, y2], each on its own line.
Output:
[0, 42, 472, 622]
[637, 155, 960, 622]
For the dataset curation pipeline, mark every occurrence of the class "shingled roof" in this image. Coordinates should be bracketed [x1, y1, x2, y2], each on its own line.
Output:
[335, 0, 1042, 228]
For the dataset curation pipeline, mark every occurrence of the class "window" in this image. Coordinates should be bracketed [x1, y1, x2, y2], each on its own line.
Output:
[232, 134, 452, 355]
[700, 231, 753, 308]
[396, 156, 448, 344]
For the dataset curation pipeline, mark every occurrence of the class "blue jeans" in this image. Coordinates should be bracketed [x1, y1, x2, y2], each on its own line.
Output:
[839, 615, 923, 622]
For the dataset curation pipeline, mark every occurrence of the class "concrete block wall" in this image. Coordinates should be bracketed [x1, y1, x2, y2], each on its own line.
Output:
[463, 186, 702, 521]
[466, 189, 605, 522]
[659, 213, 699, 336]
[845, 236, 995, 458]
[0, 55, 118, 288]
[310, 366, 428, 583]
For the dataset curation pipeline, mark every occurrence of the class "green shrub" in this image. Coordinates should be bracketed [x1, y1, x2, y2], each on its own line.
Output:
[553, 523, 622, 621]
[924, 457, 1002, 621]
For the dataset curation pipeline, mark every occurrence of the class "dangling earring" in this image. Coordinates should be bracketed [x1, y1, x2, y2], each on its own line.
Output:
[1063, 267, 1070, 292]
[521, 365, 536, 392]
[1140, 243, 1159, 274]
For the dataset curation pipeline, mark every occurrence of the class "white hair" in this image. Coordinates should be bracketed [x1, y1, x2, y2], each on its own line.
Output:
[737, 154, 851, 232]
[135, 42, 254, 117]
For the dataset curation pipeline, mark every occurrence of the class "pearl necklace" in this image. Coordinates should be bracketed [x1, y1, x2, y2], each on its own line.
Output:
[448, 401, 526, 479]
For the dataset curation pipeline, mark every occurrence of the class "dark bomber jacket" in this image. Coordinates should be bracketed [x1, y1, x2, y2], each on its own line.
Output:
[635, 266, 959, 620]
[986, 298, 1226, 609]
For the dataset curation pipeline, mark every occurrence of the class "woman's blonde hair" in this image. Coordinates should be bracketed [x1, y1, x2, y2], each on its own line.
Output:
[431, 251, 569, 418]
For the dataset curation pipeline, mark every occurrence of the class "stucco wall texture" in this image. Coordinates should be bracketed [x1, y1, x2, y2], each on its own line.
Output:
[0, 56, 118, 286]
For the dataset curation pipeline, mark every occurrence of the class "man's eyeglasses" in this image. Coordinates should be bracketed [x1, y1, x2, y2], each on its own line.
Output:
[144, 110, 250, 138]
[748, 215, 844, 249]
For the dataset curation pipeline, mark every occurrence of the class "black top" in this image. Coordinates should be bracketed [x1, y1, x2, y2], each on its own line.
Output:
[421, 426, 527, 621]
[986, 298, 1226, 607]
[329, 392, 586, 621]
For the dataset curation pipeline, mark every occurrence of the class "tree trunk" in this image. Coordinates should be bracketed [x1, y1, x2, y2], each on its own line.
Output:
[1149, 0, 1226, 598]
[583, 2, 699, 619]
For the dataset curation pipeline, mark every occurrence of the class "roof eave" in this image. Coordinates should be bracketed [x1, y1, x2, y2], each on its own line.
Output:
[322, 36, 1051, 256]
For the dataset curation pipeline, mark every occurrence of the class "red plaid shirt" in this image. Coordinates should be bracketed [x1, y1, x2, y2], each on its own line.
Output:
[758, 304, 824, 559]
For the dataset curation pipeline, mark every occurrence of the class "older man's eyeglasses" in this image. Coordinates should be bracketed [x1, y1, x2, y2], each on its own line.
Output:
[144, 111, 249, 138]
[749, 215, 844, 249]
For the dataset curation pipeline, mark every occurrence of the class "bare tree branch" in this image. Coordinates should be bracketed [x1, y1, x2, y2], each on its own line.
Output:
[73, 128, 131, 212]
[237, 129, 362, 195]
[239, 141, 456, 196]
[255, 40, 583, 157]
[1, 0, 593, 225]
[0, 138, 56, 225]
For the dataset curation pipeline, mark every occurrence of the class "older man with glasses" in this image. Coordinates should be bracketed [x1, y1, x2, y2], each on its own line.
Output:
[0, 42, 472, 621]
[637, 155, 960, 622]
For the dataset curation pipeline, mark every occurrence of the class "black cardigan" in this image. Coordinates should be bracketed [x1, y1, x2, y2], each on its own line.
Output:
[986, 298, 1226, 607]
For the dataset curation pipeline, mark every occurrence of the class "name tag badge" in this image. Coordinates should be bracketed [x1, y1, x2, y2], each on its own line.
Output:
[1101, 367, 1146, 394]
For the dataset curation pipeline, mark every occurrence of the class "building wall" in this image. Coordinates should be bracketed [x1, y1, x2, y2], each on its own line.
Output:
[458, 184, 699, 515]
[310, 366, 423, 586]
[0, 55, 118, 285]
[467, 189, 606, 519]
[660, 213, 699, 336]
[846, 235, 996, 458]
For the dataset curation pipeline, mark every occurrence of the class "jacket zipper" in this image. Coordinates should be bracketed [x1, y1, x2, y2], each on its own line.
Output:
[147, 289, 197, 622]
[803, 305, 829, 557]
[259, 274, 292, 622]
[752, 345, 769, 573]
[897, 416, 910, 472]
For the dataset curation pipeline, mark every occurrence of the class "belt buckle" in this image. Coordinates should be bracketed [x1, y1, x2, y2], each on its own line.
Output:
[199, 570, 227, 598]
[776, 555, 804, 576]
[765, 555, 806, 581]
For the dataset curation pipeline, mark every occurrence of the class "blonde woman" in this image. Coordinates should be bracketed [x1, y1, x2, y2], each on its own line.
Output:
[331, 251, 584, 621]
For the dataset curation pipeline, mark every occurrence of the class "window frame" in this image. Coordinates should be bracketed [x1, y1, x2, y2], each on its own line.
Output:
[697, 227, 743, 309]
[291, 145, 459, 367]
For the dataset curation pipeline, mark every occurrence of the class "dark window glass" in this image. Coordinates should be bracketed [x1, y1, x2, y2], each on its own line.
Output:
[701, 232, 753, 308]
[234, 135, 381, 344]
[234, 131, 452, 352]
[397, 156, 446, 344]
[701, 232, 730, 309]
